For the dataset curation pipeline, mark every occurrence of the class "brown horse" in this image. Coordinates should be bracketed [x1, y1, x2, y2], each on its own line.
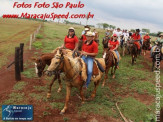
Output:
[31, 48, 75, 98]
[31, 53, 63, 95]
[142, 38, 150, 55]
[102, 49, 118, 86]
[128, 40, 138, 65]
[45, 48, 106, 114]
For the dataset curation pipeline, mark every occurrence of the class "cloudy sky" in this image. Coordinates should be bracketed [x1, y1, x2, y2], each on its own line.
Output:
[0, 0, 162, 32]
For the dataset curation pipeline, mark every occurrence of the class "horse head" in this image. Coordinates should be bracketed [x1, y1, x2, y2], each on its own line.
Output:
[45, 49, 64, 76]
[31, 57, 46, 77]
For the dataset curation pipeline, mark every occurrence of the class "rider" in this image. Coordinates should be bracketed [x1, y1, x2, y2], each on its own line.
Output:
[150, 33, 163, 58]
[81, 31, 98, 88]
[62, 27, 78, 52]
[108, 34, 120, 69]
[78, 28, 90, 51]
[131, 29, 141, 53]
[143, 33, 150, 44]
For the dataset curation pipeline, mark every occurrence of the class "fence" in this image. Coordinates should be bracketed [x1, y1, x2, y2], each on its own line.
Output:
[6, 24, 42, 81]
[29, 24, 42, 50]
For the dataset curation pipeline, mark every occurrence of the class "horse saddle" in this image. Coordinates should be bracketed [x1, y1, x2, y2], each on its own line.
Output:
[110, 50, 121, 61]
[92, 59, 105, 75]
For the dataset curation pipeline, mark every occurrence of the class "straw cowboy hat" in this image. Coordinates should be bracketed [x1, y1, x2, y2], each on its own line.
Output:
[85, 28, 89, 31]
[69, 27, 75, 31]
[86, 31, 94, 36]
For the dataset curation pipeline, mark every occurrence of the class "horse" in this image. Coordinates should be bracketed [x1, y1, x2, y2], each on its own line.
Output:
[102, 48, 118, 86]
[128, 40, 139, 65]
[45, 48, 106, 114]
[31, 48, 75, 98]
[142, 38, 151, 56]
[121, 37, 130, 56]
[151, 43, 162, 71]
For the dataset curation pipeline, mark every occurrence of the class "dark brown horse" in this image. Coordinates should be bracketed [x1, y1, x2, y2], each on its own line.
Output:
[142, 38, 151, 55]
[31, 53, 63, 96]
[102, 49, 117, 86]
[128, 41, 138, 65]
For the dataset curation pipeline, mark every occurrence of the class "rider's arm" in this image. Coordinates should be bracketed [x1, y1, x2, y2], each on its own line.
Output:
[112, 44, 119, 51]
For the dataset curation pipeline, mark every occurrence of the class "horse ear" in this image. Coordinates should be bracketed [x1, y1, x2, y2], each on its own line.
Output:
[30, 57, 37, 61]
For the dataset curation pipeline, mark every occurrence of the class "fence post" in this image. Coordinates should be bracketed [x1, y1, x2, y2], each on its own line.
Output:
[15, 47, 21, 81]
[29, 34, 32, 50]
[20, 43, 24, 72]
[33, 32, 36, 41]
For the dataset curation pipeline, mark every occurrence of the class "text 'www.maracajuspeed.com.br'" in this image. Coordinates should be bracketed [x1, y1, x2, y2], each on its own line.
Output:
[3, 12, 94, 20]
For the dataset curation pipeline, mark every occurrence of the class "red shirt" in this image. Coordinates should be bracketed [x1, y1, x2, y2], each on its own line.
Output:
[108, 40, 119, 50]
[64, 35, 78, 50]
[143, 35, 150, 41]
[81, 35, 87, 42]
[82, 40, 98, 53]
[132, 33, 141, 40]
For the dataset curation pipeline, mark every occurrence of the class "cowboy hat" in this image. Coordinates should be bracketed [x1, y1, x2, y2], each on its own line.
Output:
[68, 27, 75, 31]
[86, 31, 94, 36]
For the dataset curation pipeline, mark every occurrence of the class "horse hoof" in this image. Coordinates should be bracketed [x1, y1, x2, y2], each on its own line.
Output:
[57, 89, 61, 93]
[47, 93, 51, 99]
[102, 84, 105, 87]
[112, 75, 115, 79]
[60, 110, 65, 115]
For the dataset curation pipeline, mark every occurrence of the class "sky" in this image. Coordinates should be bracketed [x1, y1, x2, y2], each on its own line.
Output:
[0, 0, 162, 33]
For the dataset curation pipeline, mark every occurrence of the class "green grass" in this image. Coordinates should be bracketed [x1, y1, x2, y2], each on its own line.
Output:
[2, 92, 25, 105]
[119, 97, 155, 122]
[36, 34, 43, 39]
[13, 81, 28, 91]
[0, 18, 41, 68]
[32, 41, 43, 49]
[50, 102, 64, 110]
[29, 93, 42, 100]
[22, 68, 36, 78]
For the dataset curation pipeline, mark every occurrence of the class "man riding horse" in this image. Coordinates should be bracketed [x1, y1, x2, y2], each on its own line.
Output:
[142, 33, 151, 55]
[131, 29, 141, 54]
[80, 31, 99, 89]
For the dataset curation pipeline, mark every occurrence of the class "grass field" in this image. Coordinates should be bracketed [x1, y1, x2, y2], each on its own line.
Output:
[0, 18, 41, 68]
[0, 19, 163, 122]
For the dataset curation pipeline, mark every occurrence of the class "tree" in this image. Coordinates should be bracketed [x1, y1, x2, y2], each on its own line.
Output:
[102, 23, 109, 29]
[142, 28, 150, 33]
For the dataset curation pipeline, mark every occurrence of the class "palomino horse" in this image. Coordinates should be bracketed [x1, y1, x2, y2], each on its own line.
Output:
[31, 48, 75, 97]
[102, 49, 118, 86]
[45, 48, 106, 114]
[142, 38, 151, 56]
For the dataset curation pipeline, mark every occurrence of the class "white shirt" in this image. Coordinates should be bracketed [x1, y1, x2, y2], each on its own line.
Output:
[114, 31, 122, 42]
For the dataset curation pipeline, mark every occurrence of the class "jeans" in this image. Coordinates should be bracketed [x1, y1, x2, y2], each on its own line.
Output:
[114, 50, 120, 65]
[82, 56, 94, 87]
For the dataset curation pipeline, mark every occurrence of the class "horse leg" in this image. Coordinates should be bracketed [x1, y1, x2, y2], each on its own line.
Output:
[91, 80, 100, 99]
[60, 85, 71, 114]
[112, 66, 117, 79]
[57, 74, 62, 93]
[102, 67, 110, 87]
[111, 67, 113, 75]
[79, 86, 85, 104]
[132, 55, 134, 65]
[47, 75, 57, 99]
